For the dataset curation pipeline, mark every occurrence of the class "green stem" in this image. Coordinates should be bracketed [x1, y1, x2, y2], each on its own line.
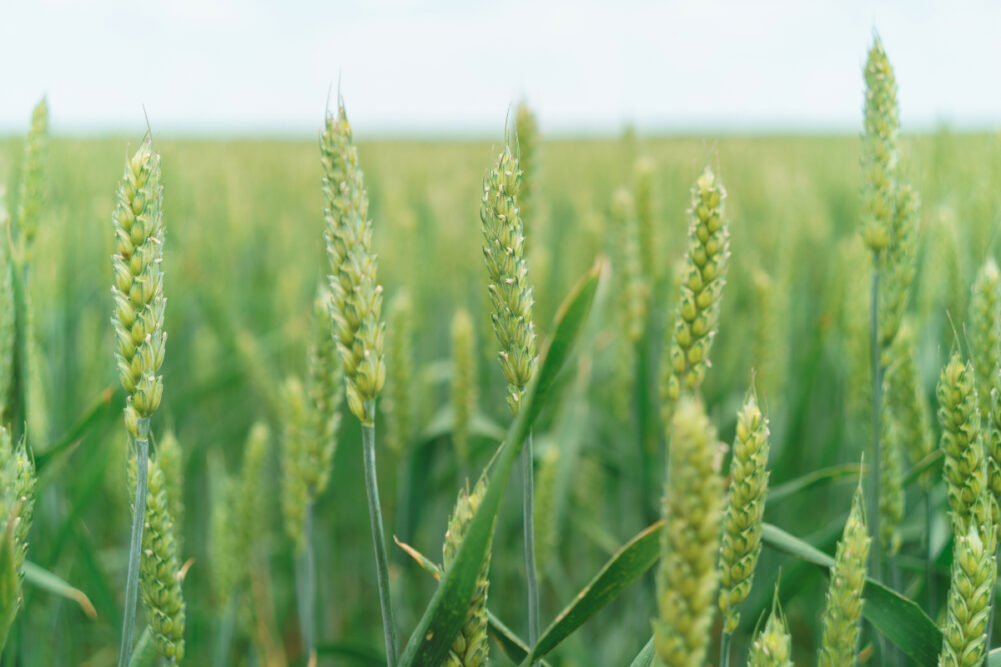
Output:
[213, 592, 239, 667]
[925, 487, 935, 612]
[118, 418, 150, 667]
[523, 430, 540, 661]
[719, 629, 732, 667]
[362, 402, 398, 667]
[295, 499, 316, 662]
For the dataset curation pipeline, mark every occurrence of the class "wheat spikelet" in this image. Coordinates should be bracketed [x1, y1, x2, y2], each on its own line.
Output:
[385, 289, 415, 458]
[157, 430, 184, 552]
[15, 98, 48, 260]
[130, 454, 185, 662]
[878, 183, 919, 349]
[611, 187, 649, 344]
[321, 104, 386, 425]
[751, 265, 786, 404]
[280, 376, 310, 553]
[938, 497, 997, 667]
[748, 602, 793, 667]
[450, 308, 477, 467]
[817, 482, 870, 667]
[878, 409, 904, 555]
[480, 146, 537, 414]
[861, 36, 899, 253]
[969, 258, 1001, 418]
[655, 398, 724, 667]
[883, 320, 935, 476]
[937, 353, 986, 532]
[0, 427, 35, 606]
[515, 102, 539, 243]
[718, 390, 770, 633]
[111, 138, 166, 437]
[442, 479, 491, 667]
[303, 286, 343, 495]
[660, 167, 729, 426]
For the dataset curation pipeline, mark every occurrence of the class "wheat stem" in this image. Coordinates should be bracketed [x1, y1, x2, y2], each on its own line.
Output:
[719, 631, 732, 667]
[118, 419, 149, 667]
[295, 498, 316, 663]
[213, 593, 239, 667]
[523, 430, 540, 660]
[869, 264, 882, 584]
[362, 401, 398, 667]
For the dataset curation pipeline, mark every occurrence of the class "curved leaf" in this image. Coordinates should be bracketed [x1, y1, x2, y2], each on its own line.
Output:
[628, 637, 655, 667]
[397, 261, 602, 667]
[521, 520, 663, 664]
[762, 523, 941, 666]
[22, 560, 96, 619]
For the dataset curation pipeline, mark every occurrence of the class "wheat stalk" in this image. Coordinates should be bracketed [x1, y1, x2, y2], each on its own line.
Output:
[112, 137, 166, 667]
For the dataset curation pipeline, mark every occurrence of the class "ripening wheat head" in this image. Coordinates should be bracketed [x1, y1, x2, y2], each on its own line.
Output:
[748, 604, 793, 667]
[280, 376, 310, 553]
[480, 146, 537, 415]
[385, 289, 415, 458]
[817, 482, 869, 667]
[860, 36, 899, 253]
[661, 167, 730, 426]
[0, 426, 35, 589]
[320, 104, 386, 425]
[718, 390, 770, 633]
[883, 320, 934, 479]
[514, 102, 539, 238]
[442, 479, 492, 667]
[111, 139, 166, 439]
[939, 496, 997, 667]
[451, 308, 477, 466]
[969, 258, 1001, 418]
[937, 353, 986, 533]
[303, 286, 343, 495]
[655, 397, 724, 667]
[130, 454, 185, 662]
[611, 187, 649, 345]
[15, 97, 48, 258]
[878, 182, 919, 349]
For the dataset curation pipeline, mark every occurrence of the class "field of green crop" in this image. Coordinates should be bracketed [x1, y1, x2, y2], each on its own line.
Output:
[2, 41, 1001, 667]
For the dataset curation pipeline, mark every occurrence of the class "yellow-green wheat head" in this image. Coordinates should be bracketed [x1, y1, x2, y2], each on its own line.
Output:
[385, 289, 415, 458]
[111, 139, 166, 439]
[860, 36, 899, 253]
[661, 167, 730, 426]
[514, 102, 538, 235]
[878, 182, 919, 349]
[990, 384, 1001, 517]
[748, 605, 793, 667]
[280, 376, 310, 553]
[883, 320, 935, 480]
[451, 308, 477, 467]
[817, 482, 870, 667]
[480, 147, 537, 415]
[130, 454, 185, 662]
[655, 398, 724, 667]
[442, 479, 491, 667]
[633, 157, 656, 281]
[611, 187, 649, 345]
[303, 286, 344, 495]
[16, 97, 48, 259]
[969, 258, 1001, 418]
[937, 353, 986, 533]
[320, 104, 386, 425]
[718, 391, 771, 634]
[0, 427, 36, 620]
[939, 496, 997, 667]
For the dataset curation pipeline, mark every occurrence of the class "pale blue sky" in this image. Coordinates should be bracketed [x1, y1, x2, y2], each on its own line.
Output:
[1, 0, 999, 136]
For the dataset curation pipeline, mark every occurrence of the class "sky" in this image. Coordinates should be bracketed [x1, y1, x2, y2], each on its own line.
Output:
[1, 0, 999, 137]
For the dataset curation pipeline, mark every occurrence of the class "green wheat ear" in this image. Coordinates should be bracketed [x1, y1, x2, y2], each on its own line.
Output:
[321, 103, 386, 425]
[385, 289, 415, 458]
[661, 166, 730, 426]
[0, 426, 36, 647]
[450, 308, 477, 467]
[883, 319, 934, 483]
[611, 187, 649, 344]
[748, 589, 793, 667]
[939, 496, 997, 667]
[15, 97, 48, 262]
[969, 258, 1001, 418]
[718, 389, 771, 633]
[480, 146, 537, 414]
[817, 481, 870, 667]
[937, 352, 986, 533]
[111, 138, 166, 437]
[442, 478, 492, 667]
[655, 397, 724, 667]
[157, 430, 184, 552]
[130, 453, 185, 662]
[515, 102, 539, 242]
[861, 36, 899, 254]
[303, 285, 343, 496]
[280, 376, 309, 553]
[633, 157, 656, 281]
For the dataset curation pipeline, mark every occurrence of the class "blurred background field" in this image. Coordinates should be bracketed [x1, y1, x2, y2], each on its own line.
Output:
[1, 127, 1000, 664]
